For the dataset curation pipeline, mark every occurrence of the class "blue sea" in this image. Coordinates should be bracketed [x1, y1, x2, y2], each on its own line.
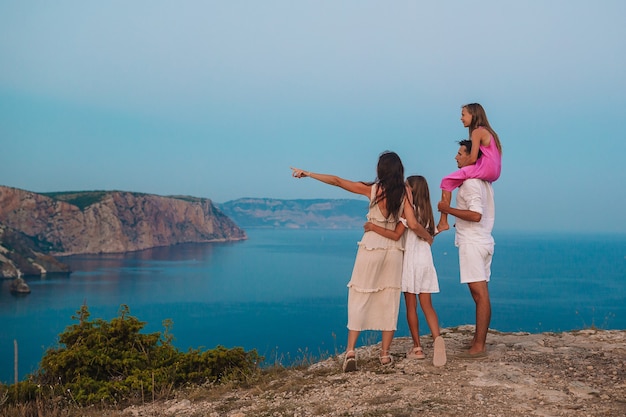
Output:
[1, 229, 625, 383]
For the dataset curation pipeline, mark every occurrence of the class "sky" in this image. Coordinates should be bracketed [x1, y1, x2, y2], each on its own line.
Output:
[1, 1, 625, 233]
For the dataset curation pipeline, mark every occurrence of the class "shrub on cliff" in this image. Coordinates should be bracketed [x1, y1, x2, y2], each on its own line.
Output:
[5, 305, 262, 406]
[43, 190, 109, 210]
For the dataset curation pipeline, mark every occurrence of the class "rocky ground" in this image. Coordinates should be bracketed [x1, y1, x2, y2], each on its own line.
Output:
[120, 326, 626, 417]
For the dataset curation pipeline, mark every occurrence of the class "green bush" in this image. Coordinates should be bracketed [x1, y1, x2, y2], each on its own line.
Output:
[43, 191, 109, 210]
[5, 304, 262, 406]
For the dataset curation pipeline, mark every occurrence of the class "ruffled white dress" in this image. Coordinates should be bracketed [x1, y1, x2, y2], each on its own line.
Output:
[347, 184, 404, 331]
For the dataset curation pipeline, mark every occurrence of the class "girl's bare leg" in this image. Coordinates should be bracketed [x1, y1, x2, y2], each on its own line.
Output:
[404, 292, 421, 348]
[418, 293, 440, 339]
[436, 190, 451, 233]
[419, 293, 447, 366]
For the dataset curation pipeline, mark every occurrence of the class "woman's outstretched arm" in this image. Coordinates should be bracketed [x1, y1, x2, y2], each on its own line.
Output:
[291, 167, 371, 197]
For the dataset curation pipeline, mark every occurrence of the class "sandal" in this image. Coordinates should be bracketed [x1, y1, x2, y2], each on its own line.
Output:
[379, 350, 394, 366]
[342, 350, 357, 372]
[406, 346, 426, 360]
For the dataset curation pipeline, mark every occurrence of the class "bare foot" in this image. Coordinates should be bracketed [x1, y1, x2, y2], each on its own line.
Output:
[436, 222, 449, 234]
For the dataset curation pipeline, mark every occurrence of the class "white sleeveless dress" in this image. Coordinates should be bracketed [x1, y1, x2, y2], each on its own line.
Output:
[401, 212, 439, 294]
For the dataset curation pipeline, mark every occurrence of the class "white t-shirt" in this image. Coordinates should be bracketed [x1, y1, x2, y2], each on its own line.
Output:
[454, 179, 495, 246]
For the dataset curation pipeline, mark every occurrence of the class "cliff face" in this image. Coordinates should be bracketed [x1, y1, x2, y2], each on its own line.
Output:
[0, 223, 71, 278]
[0, 186, 246, 277]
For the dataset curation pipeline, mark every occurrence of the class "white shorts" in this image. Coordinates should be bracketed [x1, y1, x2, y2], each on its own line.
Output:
[458, 243, 494, 284]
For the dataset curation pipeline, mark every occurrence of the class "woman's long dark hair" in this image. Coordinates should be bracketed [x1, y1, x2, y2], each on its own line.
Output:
[371, 151, 405, 221]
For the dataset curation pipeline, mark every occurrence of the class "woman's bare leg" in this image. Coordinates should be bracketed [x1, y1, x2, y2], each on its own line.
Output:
[380, 330, 395, 364]
[346, 330, 360, 358]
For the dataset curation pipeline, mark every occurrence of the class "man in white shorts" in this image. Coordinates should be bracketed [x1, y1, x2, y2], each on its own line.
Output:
[438, 139, 495, 358]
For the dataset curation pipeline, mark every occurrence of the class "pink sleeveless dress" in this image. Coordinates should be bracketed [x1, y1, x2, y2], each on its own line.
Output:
[440, 129, 501, 192]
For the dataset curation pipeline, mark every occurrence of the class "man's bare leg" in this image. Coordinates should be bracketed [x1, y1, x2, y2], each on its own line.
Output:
[467, 281, 491, 354]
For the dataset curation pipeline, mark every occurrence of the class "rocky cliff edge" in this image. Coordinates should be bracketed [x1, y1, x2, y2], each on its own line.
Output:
[0, 186, 246, 278]
[122, 326, 626, 417]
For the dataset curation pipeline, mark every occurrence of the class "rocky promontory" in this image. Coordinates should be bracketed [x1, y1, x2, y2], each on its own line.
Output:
[122, 327, 626, 417]
[0, 186, 246, 278]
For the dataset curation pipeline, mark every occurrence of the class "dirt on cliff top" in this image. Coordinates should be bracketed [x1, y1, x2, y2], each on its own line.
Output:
[116, 326, 626, 417]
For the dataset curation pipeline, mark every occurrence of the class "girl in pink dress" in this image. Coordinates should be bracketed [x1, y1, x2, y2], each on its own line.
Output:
[436, 103, 502, 233]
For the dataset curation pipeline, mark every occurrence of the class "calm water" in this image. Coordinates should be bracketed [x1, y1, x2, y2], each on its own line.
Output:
[1, 229, 625, 383]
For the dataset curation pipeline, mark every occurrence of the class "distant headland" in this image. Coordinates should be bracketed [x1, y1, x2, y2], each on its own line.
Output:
[0, 187, 368, 280]
[0, 186, 246, 279]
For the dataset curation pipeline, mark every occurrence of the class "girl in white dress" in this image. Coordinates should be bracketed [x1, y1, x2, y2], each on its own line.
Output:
[365, 175, 446, 367]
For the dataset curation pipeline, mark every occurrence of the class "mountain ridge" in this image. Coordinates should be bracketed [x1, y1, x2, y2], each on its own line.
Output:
[217, 197, 368, 229]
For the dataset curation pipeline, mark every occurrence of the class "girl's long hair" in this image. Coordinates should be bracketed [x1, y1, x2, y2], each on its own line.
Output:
[407, 175, 435, 236]
[463, 103, 502, 154]
[372, 151, 405, 221]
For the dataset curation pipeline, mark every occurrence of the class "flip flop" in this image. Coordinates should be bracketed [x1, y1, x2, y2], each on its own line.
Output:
[433, 336, 447, 367]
